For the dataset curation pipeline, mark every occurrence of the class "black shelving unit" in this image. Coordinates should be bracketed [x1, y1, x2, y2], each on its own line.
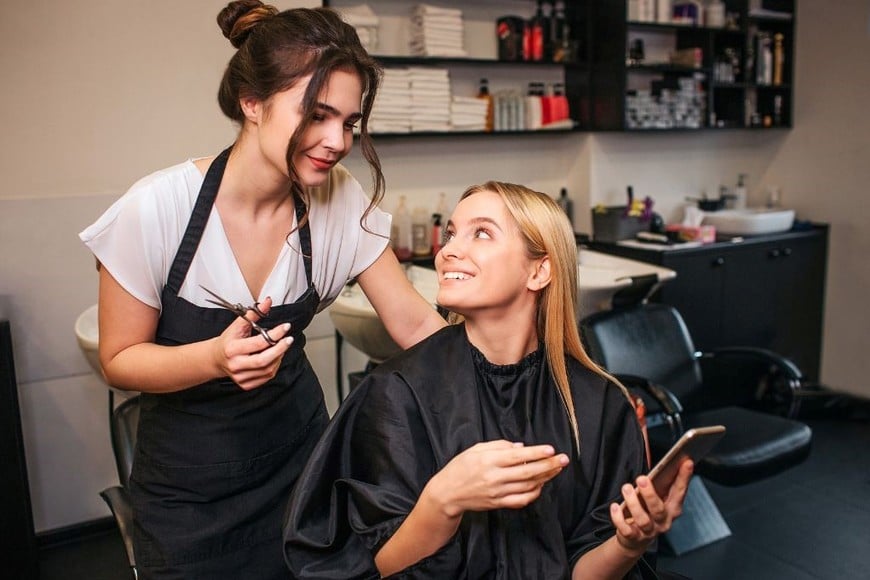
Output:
[589, 0, 796, 131]
[325, 0, 795, 135]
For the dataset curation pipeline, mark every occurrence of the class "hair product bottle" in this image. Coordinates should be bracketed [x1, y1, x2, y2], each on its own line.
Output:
[431, 213, 444, 255]
[477, 78, 494, 132]
[525, 82, 543, 130]
[412, 207, 431, 257]
[394, 196, 412, 261]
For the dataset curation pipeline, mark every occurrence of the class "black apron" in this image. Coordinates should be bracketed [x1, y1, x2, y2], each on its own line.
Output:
[129, 147, 328, 579]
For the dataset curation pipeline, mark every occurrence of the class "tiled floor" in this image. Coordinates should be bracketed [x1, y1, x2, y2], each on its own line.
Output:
[38, 407, 870, 580]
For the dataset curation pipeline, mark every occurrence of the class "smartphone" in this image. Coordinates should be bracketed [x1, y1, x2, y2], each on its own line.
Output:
[647, 425, 725, 496]
[621, 425, 726, 516]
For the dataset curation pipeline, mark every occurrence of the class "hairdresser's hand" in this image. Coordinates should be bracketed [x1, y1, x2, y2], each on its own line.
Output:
[212, 297, 293, 390]
[610, 459, 693, 557]
[424, 440, 569, 519]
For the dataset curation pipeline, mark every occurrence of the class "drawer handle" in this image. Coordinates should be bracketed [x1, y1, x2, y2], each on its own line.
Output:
[712, 257, 726, 267]
[769, 249, 781, 259]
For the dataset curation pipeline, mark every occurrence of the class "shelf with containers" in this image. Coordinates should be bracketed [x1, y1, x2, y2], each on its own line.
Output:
[587, 0, 795, 131]
[324, 0, 593, 137]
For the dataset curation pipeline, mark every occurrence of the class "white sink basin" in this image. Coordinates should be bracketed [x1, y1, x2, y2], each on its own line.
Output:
[702, 208, 795, 236]
[329, 266, 439, 363]
[329, 254, 675, 362]
[75, 304, 103, 378]
[577, 249, 676, 316]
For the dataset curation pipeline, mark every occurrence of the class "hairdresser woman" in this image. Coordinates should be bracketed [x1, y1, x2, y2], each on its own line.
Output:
[79, 3, 445, 578]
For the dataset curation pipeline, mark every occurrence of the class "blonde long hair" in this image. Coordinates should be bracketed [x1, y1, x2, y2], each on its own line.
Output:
[459, 182, 627, 452]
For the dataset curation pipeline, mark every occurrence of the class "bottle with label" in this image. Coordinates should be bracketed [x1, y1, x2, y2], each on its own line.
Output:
[550, 82, 569, 123]
[557, 187, 574, 229]
[431, 213, 444, 255]
[525, 82, 543, 130]
[540, 83, 554, 126]
[412, 206, 431, 257]
[435, 191, 450, 218]
[394, 195, 412, 261]
[525, 0, 549, 62]
[773, 33, 785, 85]
[477, 78, 494, 132]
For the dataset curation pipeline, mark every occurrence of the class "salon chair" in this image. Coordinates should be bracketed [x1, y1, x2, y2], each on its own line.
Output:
[580, 303, 812, 553]
[100, 393, 140, 579]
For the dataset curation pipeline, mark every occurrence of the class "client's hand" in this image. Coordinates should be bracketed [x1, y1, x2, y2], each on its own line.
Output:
[424, 440, 569, 519]
[610, 459, 694, 557]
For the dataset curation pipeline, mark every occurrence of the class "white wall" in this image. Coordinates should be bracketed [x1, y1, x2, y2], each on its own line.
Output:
[1, 0, 866, 533]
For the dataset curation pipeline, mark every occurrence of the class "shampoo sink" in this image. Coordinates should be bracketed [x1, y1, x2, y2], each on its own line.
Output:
[75, 304, 102, 378]
[702, 208, 795, 236]
[329, 266, 439, 363]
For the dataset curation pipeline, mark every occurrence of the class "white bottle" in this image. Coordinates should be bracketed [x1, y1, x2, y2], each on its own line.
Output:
[525, 82, 543, 130]
[411, 206, 431, 256]
[394, 195, 412, 261]
[733, 174, 748, 209]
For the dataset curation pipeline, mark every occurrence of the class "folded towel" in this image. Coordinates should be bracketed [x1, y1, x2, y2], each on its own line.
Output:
[413, 4, 462, 17]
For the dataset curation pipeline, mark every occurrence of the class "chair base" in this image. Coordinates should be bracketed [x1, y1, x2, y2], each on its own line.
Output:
[661, 477, 731, 556]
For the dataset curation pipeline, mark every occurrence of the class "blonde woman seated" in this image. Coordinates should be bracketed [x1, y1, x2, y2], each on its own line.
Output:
[284, 182, 692, 579]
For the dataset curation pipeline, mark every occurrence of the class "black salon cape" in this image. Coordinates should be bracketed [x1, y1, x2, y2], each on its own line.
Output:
[284, 324, 651, 579]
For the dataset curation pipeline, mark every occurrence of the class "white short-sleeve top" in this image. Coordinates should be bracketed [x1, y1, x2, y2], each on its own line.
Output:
[79, 158, 391, 313]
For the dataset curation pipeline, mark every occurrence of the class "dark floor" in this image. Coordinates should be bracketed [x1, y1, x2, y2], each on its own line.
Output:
[38, 402, 870, 580]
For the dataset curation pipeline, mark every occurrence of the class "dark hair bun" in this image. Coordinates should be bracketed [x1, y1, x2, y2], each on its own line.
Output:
[217, 0, 279, 48]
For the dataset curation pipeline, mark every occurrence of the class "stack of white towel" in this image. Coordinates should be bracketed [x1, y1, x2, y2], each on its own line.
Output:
[369, 68, 413, 134]
[339, 4, 379, 53]
[409, 67, 452, 132]
[410, 4, 466, 58]
[450, 96, 489, 132]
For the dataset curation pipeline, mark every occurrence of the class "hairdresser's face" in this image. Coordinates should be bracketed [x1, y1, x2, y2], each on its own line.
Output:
[255, 70, 362, 186]
[436, 191, 537, 317]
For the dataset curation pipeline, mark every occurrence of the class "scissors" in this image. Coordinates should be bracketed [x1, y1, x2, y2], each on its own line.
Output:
[200, 286, 278, 346]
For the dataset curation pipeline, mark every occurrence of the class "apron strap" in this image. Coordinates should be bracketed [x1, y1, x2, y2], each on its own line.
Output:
[292, 192, 314, 286]
[165, 147, 232, 296]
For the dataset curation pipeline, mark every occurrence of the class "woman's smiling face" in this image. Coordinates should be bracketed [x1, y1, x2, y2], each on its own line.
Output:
[251, 69, 363, 186]
[435, 190, 538, 317]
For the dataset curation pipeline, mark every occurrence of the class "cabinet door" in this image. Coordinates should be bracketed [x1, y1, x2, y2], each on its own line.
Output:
[770, 236, 826, 381]
[720, 242, 781, 348]
[657, 252, 728, 351]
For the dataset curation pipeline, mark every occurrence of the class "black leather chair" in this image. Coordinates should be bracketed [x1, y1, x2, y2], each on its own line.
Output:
[100, 393, 140, 579]
[581, 303, 812, 487]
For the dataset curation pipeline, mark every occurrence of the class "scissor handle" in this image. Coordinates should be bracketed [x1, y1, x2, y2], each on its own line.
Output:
[249, 320, 279, 346]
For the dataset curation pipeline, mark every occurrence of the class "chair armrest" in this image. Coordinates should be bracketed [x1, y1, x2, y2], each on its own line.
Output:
[615, 373, 684, 442]
[703, 347, 803, 380]
[700, 347, 804, 418]
[100, 486, 137, 573]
